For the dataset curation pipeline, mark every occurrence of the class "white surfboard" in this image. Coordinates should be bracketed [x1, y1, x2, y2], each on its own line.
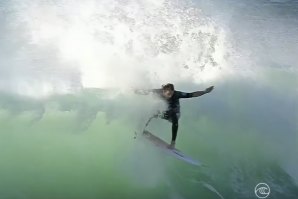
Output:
[142, 130, 201, 166]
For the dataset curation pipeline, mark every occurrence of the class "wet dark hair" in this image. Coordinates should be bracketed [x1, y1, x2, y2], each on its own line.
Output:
[162, 83, 174, 91]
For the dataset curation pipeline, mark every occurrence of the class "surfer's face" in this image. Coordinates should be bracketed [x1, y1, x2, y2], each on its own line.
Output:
[162, 89, 174, 99]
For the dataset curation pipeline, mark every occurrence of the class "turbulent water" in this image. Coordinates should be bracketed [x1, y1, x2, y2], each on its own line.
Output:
[0, 0, 298, 199]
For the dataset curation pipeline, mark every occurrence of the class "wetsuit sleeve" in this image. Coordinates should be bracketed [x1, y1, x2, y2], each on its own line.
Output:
[176, 91, 193, 98]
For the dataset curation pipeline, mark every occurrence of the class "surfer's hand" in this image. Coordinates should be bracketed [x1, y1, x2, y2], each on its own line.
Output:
[205, 86, 214, 93]
[134, 89, 148, 95]
[133, 88, 141, 94]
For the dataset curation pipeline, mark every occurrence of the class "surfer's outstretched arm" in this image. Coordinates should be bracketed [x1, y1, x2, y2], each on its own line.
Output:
[178, 86, 214, 98]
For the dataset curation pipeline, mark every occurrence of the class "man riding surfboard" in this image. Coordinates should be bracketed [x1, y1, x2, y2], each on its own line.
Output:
[135, 83, 214, 149]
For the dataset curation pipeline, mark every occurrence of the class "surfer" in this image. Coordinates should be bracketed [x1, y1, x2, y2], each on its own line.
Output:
[135, 83, 214, 149]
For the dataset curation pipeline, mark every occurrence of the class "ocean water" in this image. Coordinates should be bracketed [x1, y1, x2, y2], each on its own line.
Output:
[0, 0, 298, 199]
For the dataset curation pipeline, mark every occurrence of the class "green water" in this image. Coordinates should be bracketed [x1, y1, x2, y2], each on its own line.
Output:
[0, 76, 297, 199]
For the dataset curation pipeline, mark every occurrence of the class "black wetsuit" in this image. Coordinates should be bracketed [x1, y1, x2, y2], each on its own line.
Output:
[151, 89, 193, 142]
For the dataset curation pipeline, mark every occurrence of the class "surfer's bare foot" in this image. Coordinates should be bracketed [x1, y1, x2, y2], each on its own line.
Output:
[168, 141, 175, 149]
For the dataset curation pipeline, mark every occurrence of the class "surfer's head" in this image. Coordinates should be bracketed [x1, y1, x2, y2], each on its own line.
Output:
[162, 83, 174, 99]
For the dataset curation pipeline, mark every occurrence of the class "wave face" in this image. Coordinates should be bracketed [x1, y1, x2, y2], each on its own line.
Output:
[0, 0, 298, 199]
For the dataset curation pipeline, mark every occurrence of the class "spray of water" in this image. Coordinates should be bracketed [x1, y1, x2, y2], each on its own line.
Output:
[1, 0, 229, 97]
